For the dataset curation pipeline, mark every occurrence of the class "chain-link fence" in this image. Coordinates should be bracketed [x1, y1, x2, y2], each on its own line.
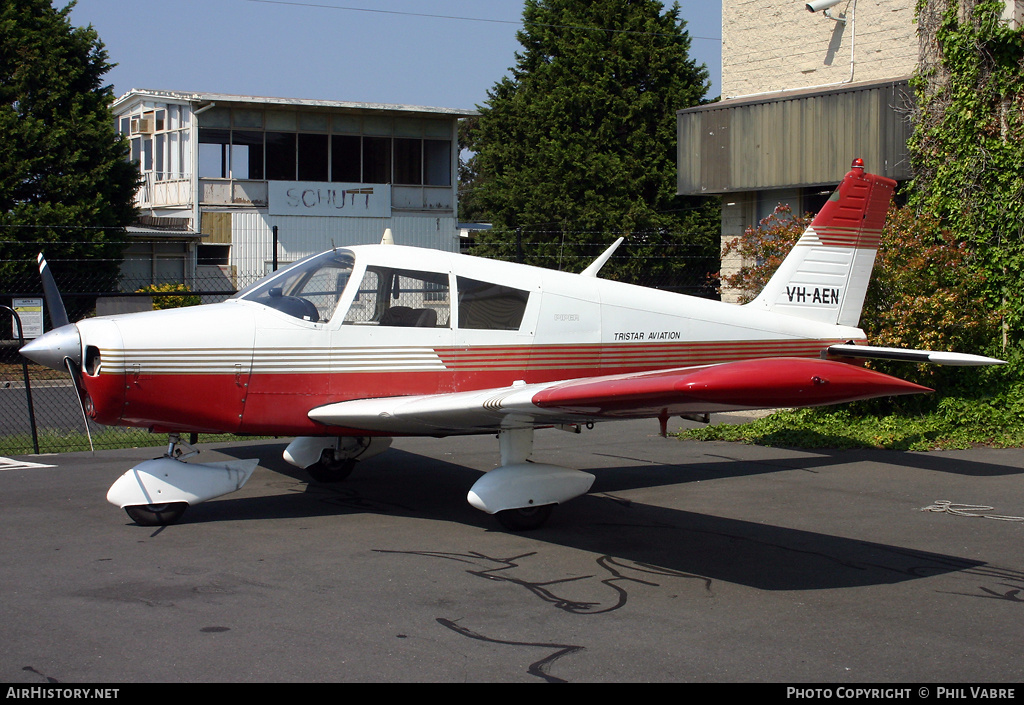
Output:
[1, 240, 720, 455]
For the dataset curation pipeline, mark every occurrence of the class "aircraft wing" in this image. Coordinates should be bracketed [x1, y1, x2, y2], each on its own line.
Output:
[307, 357, 931, 436]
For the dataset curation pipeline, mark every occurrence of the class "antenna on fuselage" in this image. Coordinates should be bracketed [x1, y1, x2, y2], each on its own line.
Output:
[380, 228, 394, 245]
[580, 237, 623, 277]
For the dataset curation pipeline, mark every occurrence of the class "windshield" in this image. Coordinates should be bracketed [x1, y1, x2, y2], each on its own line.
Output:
[233, 249, 355, 323]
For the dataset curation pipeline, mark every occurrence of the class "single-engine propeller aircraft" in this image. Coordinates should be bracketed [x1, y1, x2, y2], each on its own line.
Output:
[21, 160, 1003, 530]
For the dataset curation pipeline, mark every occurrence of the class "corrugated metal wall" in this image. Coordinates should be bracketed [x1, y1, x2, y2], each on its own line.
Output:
[229, 213, 460, 283]
[678, 79, 914, 194]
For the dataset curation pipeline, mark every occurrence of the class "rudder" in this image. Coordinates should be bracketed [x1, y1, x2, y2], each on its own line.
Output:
[746, 159, 896, 327]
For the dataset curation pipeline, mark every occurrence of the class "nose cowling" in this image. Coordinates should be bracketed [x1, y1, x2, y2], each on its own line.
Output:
[20, 323, 82, 371]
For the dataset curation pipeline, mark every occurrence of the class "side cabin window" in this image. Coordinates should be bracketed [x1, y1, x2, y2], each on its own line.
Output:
[456, 277, 530, 331]
[343, 266, 450, 328]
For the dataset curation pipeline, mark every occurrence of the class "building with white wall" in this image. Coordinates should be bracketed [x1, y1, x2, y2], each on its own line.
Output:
[112, 89, 475, 293]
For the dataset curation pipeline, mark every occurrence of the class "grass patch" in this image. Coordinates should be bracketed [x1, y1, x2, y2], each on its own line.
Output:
[1, 428, 264, 456]
[679, 401, 1024, 451]
[1, 361, 66, 382]
[681, 362, 1024, 451]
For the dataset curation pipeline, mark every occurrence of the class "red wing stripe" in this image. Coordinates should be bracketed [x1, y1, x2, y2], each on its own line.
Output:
[532, 358, 930, 414]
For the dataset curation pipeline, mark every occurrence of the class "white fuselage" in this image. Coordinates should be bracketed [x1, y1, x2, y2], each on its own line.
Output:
[72, 244, 862, 436]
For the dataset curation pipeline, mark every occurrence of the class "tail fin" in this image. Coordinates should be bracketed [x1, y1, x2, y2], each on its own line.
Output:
[746, 159, 896, 327]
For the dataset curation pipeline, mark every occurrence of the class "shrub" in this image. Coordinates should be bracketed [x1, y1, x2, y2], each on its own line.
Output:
[136, 283, 200, 310]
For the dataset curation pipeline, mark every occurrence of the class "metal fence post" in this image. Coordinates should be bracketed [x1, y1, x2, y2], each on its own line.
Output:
[1, 305, 39, 454]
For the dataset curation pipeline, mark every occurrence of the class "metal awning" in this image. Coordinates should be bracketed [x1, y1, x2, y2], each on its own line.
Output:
[126, 216, 204, 239]
[677, 77, 915, 195]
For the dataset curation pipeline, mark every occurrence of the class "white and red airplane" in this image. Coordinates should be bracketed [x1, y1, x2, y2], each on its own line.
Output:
[21, 160, 1002, 530]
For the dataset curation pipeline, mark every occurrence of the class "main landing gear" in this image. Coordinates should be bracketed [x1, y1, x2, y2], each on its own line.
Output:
[283, 436, 393, 484]
[467, 427, 595, 531]
[495, 503, 555, 532]
[305, 451, 356, 483]
[107, 430, 594, 532]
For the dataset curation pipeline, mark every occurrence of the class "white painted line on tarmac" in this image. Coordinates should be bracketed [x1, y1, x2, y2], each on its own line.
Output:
[0, 457, 56, 470]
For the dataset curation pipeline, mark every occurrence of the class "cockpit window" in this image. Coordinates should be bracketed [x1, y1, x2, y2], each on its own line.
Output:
[233, 249, 355, 323]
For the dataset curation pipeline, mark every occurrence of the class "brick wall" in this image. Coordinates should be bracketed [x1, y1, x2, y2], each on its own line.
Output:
[722, 0, 917, 99]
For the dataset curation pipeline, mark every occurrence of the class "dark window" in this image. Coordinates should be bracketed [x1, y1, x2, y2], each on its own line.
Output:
[197, 244, 229, 266]
[331, 135, 361, 182]
[424, 139, 451, 186]
[265, 131, 296, 181]
[154, 134, 164, 178]
[297, 133, 328, 181]
[457, 277, 530, 330]
[363, 137, 391, 184]
[801, 187, 832, 219]
[393, 138, 422, 185]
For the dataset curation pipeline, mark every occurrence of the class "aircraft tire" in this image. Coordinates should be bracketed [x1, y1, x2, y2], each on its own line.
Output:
[306, 453, 356, 483]
[495, 504, 554, 531]
[124, 502, 188, 526]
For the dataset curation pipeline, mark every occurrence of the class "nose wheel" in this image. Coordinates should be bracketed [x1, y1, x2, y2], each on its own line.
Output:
[124, 502, 188, 527]
[113, 433, 258, 527]
[121, 434, 197, 526]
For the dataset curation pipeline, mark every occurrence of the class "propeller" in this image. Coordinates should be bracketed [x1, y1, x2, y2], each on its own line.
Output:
[19, 254, 94, 452]
[37, 254, 69, 329]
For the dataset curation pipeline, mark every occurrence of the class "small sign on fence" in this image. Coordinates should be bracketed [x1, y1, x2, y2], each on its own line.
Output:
[12, 298, 43, 339]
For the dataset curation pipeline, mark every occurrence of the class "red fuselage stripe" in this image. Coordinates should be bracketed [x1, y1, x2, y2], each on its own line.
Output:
[82, 338, 850, 435]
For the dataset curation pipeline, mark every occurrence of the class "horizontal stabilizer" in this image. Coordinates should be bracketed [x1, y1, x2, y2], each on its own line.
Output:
[827, 344, 1006, 367]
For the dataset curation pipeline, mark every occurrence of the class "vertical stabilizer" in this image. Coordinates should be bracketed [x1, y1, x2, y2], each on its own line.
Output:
[746, 160, 896, 327]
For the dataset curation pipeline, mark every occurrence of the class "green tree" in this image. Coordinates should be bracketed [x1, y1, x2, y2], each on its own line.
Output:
[463, 0, 719, 294]
[0, 0, 138, 324]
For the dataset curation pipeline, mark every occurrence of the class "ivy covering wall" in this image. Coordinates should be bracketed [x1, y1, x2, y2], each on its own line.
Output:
[910, 0, 1024, 348]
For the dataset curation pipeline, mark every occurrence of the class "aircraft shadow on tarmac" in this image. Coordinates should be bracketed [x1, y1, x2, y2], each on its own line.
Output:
[174, 442, 1002, 594]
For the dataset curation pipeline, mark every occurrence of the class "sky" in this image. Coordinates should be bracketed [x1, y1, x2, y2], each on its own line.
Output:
[67, 0, 723, 111]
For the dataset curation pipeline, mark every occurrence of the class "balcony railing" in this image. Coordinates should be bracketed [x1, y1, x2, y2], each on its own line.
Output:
[199, 178, 268, 207]
[137, 172, 192, 208]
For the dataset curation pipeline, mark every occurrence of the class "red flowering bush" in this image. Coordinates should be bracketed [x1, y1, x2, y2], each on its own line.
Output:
[716, 204, 1002, 398]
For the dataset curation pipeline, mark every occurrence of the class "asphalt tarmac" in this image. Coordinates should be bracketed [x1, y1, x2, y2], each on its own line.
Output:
[1, 418, 1023, 684]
